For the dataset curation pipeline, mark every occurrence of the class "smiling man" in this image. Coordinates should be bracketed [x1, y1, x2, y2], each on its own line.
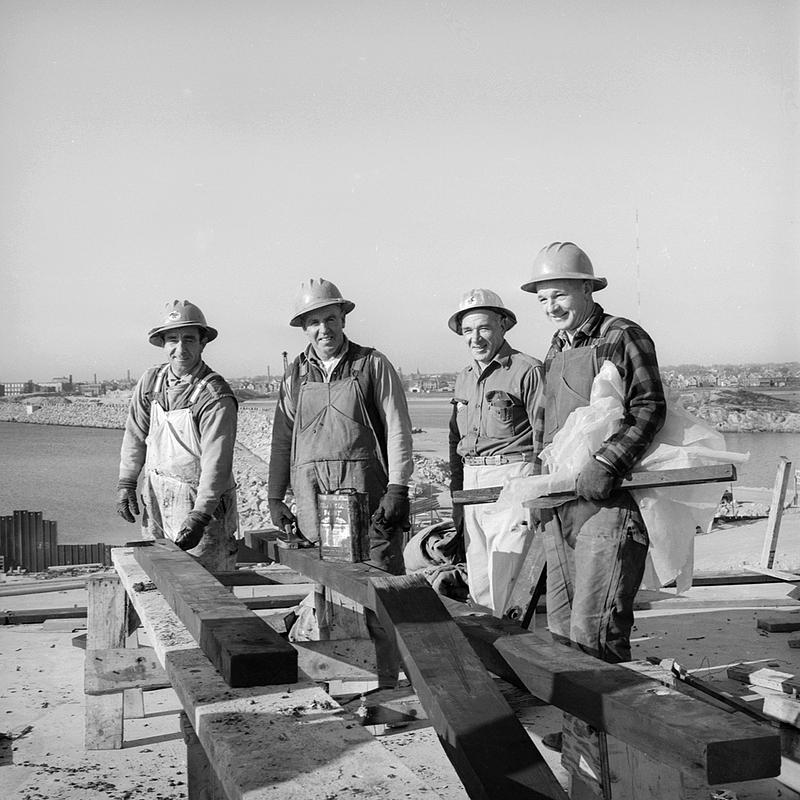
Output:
[116, 300, 239, 572]
[448, 289, 543, 613]
[268, 278, 413, 575]
[523, 242, 666, 667]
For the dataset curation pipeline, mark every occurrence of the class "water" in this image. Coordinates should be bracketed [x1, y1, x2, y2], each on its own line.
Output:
[2, 407, 799, 545]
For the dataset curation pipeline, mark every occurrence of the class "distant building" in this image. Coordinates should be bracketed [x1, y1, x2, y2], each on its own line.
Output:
[4, 380, 36, 396]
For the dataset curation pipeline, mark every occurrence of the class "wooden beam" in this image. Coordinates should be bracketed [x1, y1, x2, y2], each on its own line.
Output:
[759, 456, 793, 568]
[85, 647, 170, 694]
[727, 663, 800, 695]
[111, 547, 444, 799]
[757, 613, 800, 632]
[370, 574, 567, 800]
[132, 541, 297, 687]
[452, 463, 737, 506]
[495, 632, 780, 784]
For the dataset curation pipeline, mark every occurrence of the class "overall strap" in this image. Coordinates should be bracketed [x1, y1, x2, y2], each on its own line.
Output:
[189, 371, 222, 405]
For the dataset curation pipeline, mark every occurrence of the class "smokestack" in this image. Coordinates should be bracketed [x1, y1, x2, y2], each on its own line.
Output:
[94, 373, 97, 384]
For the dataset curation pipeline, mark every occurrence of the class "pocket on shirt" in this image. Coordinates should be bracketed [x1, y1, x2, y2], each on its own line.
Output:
[485, 391, 525, 438]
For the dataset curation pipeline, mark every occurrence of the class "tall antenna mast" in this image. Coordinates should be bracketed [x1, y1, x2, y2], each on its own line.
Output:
[635, 208, 642, 320]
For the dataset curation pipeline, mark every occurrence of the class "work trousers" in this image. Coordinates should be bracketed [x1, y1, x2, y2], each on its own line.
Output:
[463, 460, 535, 614]
[542, 491, 648, 663]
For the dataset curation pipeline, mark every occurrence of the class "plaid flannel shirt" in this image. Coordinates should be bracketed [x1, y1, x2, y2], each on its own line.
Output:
[533, 303, 666, 477]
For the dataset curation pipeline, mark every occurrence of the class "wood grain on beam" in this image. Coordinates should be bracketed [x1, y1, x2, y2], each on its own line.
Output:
[132, 541, 296, 687]
[370, 573, 567, 800]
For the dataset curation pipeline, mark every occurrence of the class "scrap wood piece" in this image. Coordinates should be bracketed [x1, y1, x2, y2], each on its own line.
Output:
[84, 647, 170, 695]
[728, 663, 800, 695]
[760, 456, 793, 569]
[495, 633, 780, 785]
[744, 565, 800, 582]
[757, 613, 800, 632]
[131, 541, 297, 687]
[370, 573, 567, 800]
[452, 463, 738, 506]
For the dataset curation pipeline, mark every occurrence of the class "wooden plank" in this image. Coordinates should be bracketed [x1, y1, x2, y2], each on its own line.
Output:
[1, 606, 88, 625]
[495, 632, 781, 784]
[132, 540, 297, 687]
[745, 565, 800, 582]
[370, 573, 567, 800]
[757, 613, 800, 632]
[33, 512, 44, 570]
[85, 574, 128, 749]
[760, 456, 793, 568]
[727, 663, 800, 695]
[452, 463, 737, 506]
[20, 510, 31, 571]
[0, 516, 9, 569]
[503, 531, 547, 627]
[111, 547, 439, 799]
[84, 647, 170, 694]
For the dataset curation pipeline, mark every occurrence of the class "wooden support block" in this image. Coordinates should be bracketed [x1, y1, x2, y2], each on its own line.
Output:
[293, 638, 377, 681]
[727, 663, 800, 695]
[132, 541, 297, 687]
[496, 632, 781, 784]
[370, 573, 567, 800]
[123, 630, 146, 719]
[757, 613, 800, 632]
[85, 648, 170, 695]
[180, 711, 227, 800]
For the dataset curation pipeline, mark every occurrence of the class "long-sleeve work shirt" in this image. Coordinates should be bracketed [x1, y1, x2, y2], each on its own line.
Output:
[118, 361, 238, 517]
[532, 302, 666, 477]
[449, 340, 543, 491]
[268, 338, 414, 499]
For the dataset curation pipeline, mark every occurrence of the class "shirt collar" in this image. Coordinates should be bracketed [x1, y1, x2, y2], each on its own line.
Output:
[553, 303, 605, 349]
[166, 360, 205, 387]
[468, 339, 513, 375]
[305, 336, 350, 368]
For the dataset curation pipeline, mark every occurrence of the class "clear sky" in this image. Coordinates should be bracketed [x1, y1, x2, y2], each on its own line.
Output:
[1, 0, 797, 382]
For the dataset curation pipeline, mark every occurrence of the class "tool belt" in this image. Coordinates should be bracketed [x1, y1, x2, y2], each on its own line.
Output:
[463, 452, 535, 466]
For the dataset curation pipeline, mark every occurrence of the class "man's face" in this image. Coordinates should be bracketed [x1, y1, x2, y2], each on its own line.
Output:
[535, 279, 594, 334]
[163, 326, 206, 377]
[302, 305, 346, 360]
[460, 310, 507, 365]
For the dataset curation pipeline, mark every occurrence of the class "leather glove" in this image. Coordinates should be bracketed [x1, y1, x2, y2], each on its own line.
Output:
[175, 511, 212, 551]
[372, 484, 411, 531]
[268, 499, 296, 534]
[576, 457, 622, 502]
[116, 480, 140, 524]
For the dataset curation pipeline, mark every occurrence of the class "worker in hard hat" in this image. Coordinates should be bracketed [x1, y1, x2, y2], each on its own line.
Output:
[268, 278, 413, 687]
[447, 289, 543, 614]
[116, 300, 239, 572]
[268, 278, 414, 573]
[522, 242, 666, 667]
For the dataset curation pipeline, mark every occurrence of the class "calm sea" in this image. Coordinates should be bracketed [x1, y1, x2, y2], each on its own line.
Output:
[2, 402, 799, 545]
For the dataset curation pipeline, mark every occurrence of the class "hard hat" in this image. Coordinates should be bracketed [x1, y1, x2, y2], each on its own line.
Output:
[290, 278, 355, 327]
[147, 300, 218, 347]
[447, 288, 517, 334]
[520, 242, 607, 293]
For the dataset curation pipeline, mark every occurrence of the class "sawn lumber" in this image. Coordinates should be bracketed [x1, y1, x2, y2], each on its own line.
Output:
[451, 463, 737, 506]
[269, 543, 782, 786]
[132, 540, 297, 687]
[370, 573, 567, 800]
[495, 633, 780, 785]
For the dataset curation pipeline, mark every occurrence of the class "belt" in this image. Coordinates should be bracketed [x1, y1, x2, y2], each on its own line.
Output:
[463, 452, 534, 466]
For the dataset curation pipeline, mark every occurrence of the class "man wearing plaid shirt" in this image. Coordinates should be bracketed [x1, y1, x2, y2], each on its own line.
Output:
[523, 242, 666, 666]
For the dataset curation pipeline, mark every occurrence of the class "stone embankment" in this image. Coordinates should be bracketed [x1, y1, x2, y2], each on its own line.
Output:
[682, 389, 800, 433]
[0, 397, 452, 532]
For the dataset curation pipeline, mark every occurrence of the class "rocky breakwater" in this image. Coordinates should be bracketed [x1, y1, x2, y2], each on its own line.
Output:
[684, 389, 800, 433]
[0, 397, 453, 533]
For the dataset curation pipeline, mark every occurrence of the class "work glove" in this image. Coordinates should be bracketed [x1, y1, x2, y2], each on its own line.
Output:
[372, 484, 411, 531]
[175, 511, 212, 551]
[576, 457, 623, 502]
[116, 480, 140, 524]
[268, 499, 296, 534]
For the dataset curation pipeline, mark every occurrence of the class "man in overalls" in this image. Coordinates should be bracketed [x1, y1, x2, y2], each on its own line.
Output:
[447, 289, 543, 614]
[522, 243, 666, 666]
[268, 278, 413, 687]
[116, 300, 239, 573]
